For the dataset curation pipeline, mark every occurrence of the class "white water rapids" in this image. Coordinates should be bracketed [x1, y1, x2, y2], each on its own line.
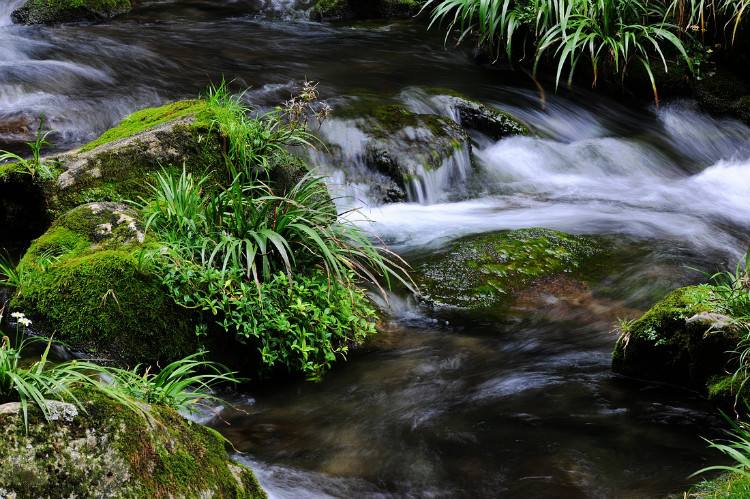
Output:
[312, 94, 750, 258]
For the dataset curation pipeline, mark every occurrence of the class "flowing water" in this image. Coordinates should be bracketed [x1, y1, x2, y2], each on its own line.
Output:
[2, 1, 750, 497]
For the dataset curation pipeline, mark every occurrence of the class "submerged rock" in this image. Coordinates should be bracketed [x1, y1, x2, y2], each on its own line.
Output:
[11, 0, 133, 24]
[414, 228, 600, 310]
[11, 202, 197, 366]
[612, 285, 741, 389]
[0, 392, 266, 498]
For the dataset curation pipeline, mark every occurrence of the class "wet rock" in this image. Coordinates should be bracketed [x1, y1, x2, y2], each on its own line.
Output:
[11, 202, 198, 367]
[311, 0, 426, 21]
[0, 392, 266, 498]
[612, 285, 742, 389]
[694, 68, 750, 126]
[423, 89, 530, 139]
[0, 115, 34, 145]
[43, 99, 224, 218]
[11, 0, 133, 24]
[330, 102, 471, 203]
[41, 99, 307, 218]
[413, 228, 600, 311]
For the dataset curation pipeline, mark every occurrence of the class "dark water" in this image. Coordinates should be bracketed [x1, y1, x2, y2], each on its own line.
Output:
[3, 1, 750, 497]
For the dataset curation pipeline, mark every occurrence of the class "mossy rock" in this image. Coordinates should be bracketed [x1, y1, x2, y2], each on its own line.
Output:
[332, 100, 470, 202]
[414, 228, 600, 310]
[11, 0, 132, 24]
[694, 68, 750, 126]
[311, 0, 425, 20]
[41, 99, 225, 219]
[423, 88, 531, 139]
[0, 392, 266, 498]
[37, 99, 310, 219]
[11, 202, 197, 367]
[612, 285, 742, 389]
[686, 472, 750, 498]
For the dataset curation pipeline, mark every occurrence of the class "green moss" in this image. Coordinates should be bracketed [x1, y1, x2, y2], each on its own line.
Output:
[12, 0, 132, 24]
[611, 285, 743, 388]
[415, 228, 600, 310]
[689, 473, 750, 498]
[80, 100, 207, 153]
[312, 0, 348, 17]
[12, 203, 196, 366]
[0, 390, 266, 498]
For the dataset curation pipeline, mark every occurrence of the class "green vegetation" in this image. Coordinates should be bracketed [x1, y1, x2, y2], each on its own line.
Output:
[0, 314, 103, 431]
[415, 228, 599, 310]
[9, 203, 197, 366]
[0, 117, 58, 181]
[103, 352, 239, 413]
[422, 0, 750, 100]
[11, 0, 132, 24]
[129, 83, 409, 378]
[80, 100, 208, 153]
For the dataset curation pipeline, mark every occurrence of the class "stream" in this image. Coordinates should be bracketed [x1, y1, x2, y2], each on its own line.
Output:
[3, 1, 750, 497]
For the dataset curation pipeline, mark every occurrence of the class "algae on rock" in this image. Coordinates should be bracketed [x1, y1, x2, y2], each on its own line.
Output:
[414, 228, 600, 310]
[0, 392, 266, 498]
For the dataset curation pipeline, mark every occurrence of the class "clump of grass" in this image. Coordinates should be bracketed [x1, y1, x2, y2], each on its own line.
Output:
[136, 81, 412, 378]
[0, 116, 58, 181]
[100, 352, 240, 414]
[202, 79, 328, 178]
[0, 311, 106, 432]
[423, 0, 692, 102]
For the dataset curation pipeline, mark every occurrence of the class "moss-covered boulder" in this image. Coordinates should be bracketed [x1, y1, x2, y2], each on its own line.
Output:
[612, 285, 742, 389]
[42, 99, 224, 218]
[329, 102, 470, 203]
[311, 0, 425, 21]
[414, 228, 600, 310]
[11, 202, 197, 366]
[11, 0, 133, 24]
[0, 394, 266, 498]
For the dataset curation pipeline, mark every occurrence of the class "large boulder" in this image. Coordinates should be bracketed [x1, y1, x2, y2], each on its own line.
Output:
[42, 99, 225, 219]
[414, 228, 600, 310]
[11, 0, 133, 24]
[0, 393, 266, 498]
[11, 202, 197, 366]
[612, 285, 742, 389]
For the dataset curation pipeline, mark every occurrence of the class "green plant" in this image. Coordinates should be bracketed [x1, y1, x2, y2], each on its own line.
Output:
[202, 79, 324, 177]
[695, 413, 750, 479]
[0, 312, 105, 431]
[141, 168, 411, 295]
[0, 116, 57, 181]
[423, 0, 692, 101]
[101, 352, 240, 413]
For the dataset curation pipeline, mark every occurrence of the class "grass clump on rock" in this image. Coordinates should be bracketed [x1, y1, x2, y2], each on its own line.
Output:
[11, 0, 132, 24]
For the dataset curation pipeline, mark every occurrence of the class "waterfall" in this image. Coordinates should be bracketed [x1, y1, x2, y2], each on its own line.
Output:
[0, 0, 25, 26]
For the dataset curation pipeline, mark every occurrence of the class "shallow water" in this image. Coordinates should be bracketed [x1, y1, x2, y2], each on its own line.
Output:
[2, 1, 750, 496]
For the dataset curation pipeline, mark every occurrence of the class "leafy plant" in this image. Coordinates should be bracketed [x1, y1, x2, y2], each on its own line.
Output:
[101, 352, 239, 413]
[0, 312, 105, 432]
[202, 79, 324, 177]
[694, 413, 750, 479]
[0, 116, 57, 181]
[423, 0, 693, 101]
